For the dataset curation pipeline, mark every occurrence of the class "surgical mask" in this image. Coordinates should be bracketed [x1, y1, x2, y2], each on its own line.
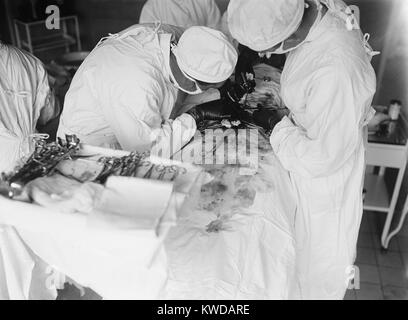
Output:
[168, 69, 203, 95]
[169, 42, 203, 95]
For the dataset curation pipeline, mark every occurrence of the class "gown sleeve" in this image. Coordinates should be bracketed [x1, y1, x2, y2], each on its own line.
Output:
[270, 65, 362, 179]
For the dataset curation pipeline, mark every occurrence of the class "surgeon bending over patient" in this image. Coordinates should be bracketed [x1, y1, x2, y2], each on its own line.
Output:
[0, 42, 60, 172]
[57, 24, 241, 155]
[227, 0, 377, 299]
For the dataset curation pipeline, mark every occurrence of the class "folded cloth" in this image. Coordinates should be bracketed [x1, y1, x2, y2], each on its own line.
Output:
[26, 174, 104, 214]
[89, 176, 174, 234]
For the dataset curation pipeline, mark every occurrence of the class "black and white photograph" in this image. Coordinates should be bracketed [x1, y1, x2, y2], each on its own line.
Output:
[0, 0, 407, 305]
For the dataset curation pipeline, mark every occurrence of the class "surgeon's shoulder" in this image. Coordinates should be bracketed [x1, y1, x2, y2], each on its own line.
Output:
[106, 61, 163, 97]
[5, 45, 41, 67]
[3, 45, 47, 80]
[310, 55, 376, 103]
[316, 31, 375, 79]
[90, 45, 157, 80]
[323, 27, 372, 65]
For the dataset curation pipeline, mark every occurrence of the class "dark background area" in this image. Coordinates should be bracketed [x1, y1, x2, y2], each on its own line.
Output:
[0, 0, 406, 109]
[0, 0, 399, 52]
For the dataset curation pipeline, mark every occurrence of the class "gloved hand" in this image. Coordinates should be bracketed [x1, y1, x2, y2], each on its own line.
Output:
[187, 99, 237, 124]
[218, 45, 257, 104]
[219, 78, 256, 105]
[252, 109, 283, 131]
[235, 44, 257, 86]
[219, 79, 248, 104]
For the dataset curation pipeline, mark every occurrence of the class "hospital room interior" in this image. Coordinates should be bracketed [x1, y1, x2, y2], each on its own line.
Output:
[0, 0, 407, 302]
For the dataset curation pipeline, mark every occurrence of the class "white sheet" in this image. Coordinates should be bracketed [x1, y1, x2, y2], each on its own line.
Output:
[0, 149, 203, 300]
[0, 196, 169, 300]
[0, 141, 296, 300]
[162, 131, 297, 299]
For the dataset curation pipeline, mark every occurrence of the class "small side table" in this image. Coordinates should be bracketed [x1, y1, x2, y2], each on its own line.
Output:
[364, 114, 408, 249]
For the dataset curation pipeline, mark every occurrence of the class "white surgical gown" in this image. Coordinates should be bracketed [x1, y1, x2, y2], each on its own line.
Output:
[0, 44, 58, 299]
[139, 0, 221, 29]
[270, 8, 377, 299]
[0, 43, 57, 173]
[57, 24, 197, 155]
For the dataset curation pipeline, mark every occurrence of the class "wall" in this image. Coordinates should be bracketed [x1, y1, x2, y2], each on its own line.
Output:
[372, 0, 408, 112]
[0, 0, 27, 44]
[72, 0, 146, 50]
[0, 0, 10, 42]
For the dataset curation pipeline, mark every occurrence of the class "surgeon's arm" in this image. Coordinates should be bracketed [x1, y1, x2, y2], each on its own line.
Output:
[102, 78, 196, 156]
[270, 66, 362, 179]
[234, 44, 258, 87]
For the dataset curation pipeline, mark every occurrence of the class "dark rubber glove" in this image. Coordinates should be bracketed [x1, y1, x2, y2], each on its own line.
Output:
[187, 99, 237, 123]
[218, 45, 257, 104]
[219, 79, 246, 104]
[235, 44, 257, 85]
[253, 109, 282, 131]
[219, 78, 256, 104]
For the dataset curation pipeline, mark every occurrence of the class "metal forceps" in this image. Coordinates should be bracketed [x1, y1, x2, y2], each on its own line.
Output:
[141, 160, 155, 179]
[154, 164, 167, 180]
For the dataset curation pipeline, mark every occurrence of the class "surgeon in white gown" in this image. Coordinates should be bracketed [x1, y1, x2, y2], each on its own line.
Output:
[0, 42, 61, 300]
[228, 0, 377, 299]
[139, 0, 221, 29]
[0, 42, 59, 173]
[57, 24, 238, 155]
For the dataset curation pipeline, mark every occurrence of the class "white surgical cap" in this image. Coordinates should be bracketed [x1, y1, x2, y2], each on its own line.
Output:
[172, 26, 238, 83]
[228, 0, 305, 52]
